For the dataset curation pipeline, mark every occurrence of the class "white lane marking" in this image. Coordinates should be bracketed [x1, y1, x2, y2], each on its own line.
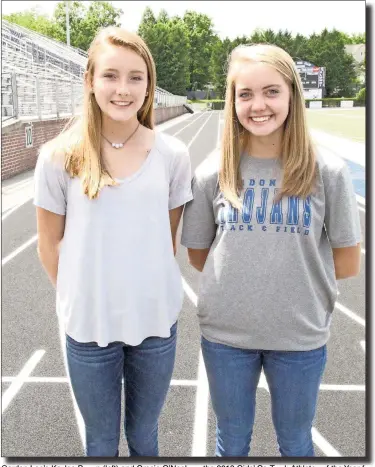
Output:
[259, 371, 269, 391]
[172, 112, 207, 137]
[57, 322, 86, 449]
[156, 112, 195, 132]
[335, 302, 365, 327]
[320, 384, 365, 391]
[69, 381, 86, 448]
[2, 234, 38, 266]
[1, 376, 198, 386]
[312, 427, 342, 456]
[171, 379, 198, 386]
[2, 376, 67, 383]
[181, 277, 198, 307]
[360, 340, 365, 352]
[181, 277, 209, 456]
[191, 351, 209, 456]
[2, 350, 45, 413]
[358, 205, 365, 213]
[251, 374, 364, 392]
[216, 110, 222, 148]
[2, 198, 32, 221]
[1, 376, 365, 394]
[356, 194, 365, 206]
[187, 112, 214, 149]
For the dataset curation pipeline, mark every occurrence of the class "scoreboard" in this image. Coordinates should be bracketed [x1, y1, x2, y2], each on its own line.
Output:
[295, 60, 326, 99]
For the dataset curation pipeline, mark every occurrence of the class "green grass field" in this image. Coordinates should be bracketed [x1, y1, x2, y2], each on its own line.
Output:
[306, 107, 365, 143]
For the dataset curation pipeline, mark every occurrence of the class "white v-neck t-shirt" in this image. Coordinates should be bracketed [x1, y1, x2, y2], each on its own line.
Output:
[34, 132, 193, 347]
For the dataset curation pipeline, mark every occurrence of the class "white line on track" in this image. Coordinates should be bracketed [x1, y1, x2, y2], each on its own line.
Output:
[335, 301, 365, 327]
[319, 384, 365, 391]
[187, 112, 214, 149]
[181, 277, 209, 456]
[216, 110, 222, 148]
[356, 194, 365, 207]
[172, 112, 207, 137]
[2, 376, 365, 394]
[2, 198, 32, 221]
[312, 427, 342, 456]
[181, 277, 198, 307]
[191, 351, 210, 456]
[1, 376, 199, 386]
[2, 350, 45, 413]
[2, 234, 38, 266]
[358, 205, 365, 213]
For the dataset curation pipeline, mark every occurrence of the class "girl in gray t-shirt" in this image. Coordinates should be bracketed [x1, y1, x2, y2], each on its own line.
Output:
[182, 44, 361, 457]
[34, 27, 192, 457]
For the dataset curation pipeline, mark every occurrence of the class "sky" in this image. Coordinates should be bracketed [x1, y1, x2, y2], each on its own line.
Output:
[2, 1, 366, 39]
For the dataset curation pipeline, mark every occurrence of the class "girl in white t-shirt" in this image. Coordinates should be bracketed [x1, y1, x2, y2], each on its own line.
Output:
[34, 27, 192, 457]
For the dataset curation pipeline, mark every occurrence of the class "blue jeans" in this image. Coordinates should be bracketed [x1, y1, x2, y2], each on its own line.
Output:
[66, 322, 177, 457]
[201, 336, 327, 457]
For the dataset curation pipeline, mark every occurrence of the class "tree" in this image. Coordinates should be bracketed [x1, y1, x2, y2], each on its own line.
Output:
[182, 11, 216, 90]
[137, 6, 156, 37]
[153, 19, 190, 94]
[210, 36, 233, 98]
[3, 7, 56, 36]
[304, 29, 357, 97]
[52, 1, 123, 50]
[289, 33, 310, 60]
[231, 35, 251, 49]
[137, 8, 190, 95]
[157, 9, 169, 23]
[340, 32, 365, 44]
[5, 2, 123, 51]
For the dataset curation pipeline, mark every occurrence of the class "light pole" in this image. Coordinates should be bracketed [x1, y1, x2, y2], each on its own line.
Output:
[65, 1, 70, 47]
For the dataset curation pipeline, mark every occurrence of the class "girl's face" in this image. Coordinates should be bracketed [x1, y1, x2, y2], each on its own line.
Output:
[90, 43, 148, 123]
[234, 61, 291, 138]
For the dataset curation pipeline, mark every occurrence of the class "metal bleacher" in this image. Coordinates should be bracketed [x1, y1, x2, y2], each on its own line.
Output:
[2, 19, 187, 121]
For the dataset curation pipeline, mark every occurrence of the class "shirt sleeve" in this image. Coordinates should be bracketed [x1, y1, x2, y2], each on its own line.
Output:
[33, 149, 67, 215]
[181, 169, 217, 249]
[324, 161, 362, 248]
[168, 143, 193, 210]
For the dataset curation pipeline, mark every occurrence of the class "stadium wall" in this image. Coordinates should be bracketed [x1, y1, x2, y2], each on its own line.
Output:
[1, 105, 189, 180]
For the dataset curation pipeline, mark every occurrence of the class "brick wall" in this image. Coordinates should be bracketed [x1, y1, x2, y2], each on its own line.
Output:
[2, 118, 70, 181]
[1, 105, 189, 180]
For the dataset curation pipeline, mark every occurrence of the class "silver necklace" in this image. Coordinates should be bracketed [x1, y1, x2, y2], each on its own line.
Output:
[101, 123, 140, 149]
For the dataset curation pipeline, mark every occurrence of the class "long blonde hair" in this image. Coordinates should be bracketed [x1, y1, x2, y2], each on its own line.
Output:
[219, 44, 316, 210]
[43, 27, 156, 199]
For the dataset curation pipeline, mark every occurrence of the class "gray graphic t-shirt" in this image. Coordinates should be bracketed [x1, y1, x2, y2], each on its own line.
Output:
[181, 150, 361, 351]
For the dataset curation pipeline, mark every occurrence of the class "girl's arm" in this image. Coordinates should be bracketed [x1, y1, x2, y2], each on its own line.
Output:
[36, 207, 65, 288]
[169, 206, 184, 255]
[187, 248, 210, 272]
[332, 244, 361, 279]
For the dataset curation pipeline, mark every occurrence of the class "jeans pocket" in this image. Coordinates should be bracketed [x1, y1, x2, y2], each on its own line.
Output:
[66, 334, 99, 348]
